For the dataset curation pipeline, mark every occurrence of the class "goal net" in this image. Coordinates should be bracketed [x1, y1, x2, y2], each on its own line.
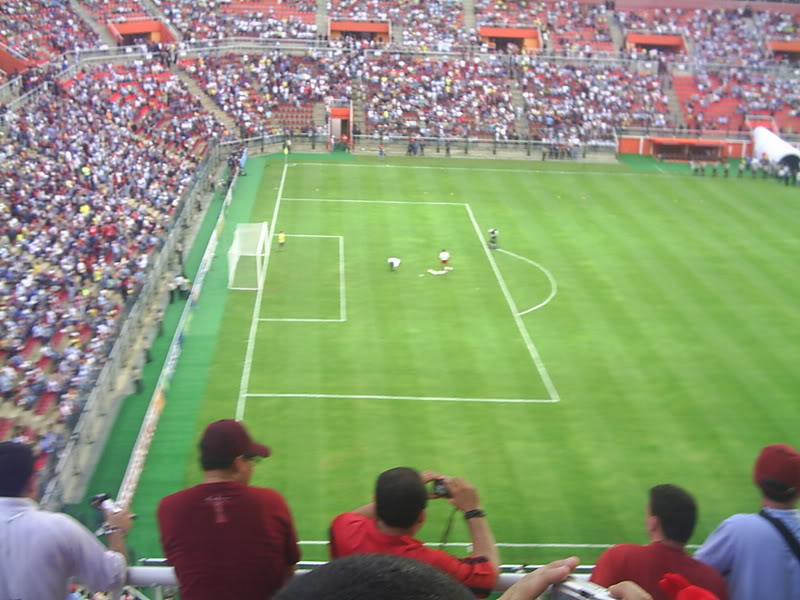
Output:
[228, 222, 269, 290]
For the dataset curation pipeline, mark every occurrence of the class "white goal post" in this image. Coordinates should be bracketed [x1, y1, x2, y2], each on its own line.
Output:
[228, 222, 269, 290]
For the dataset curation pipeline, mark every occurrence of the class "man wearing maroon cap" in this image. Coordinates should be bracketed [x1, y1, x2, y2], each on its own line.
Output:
[157, 420, 300, 599]
[695, 444, 800, 600]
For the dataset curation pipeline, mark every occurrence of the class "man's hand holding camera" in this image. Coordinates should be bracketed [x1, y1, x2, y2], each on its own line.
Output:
[424, 472, 499, 576]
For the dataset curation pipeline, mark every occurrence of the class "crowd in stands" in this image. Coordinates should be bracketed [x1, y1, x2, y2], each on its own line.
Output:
[364, 54, 517, 139]
[0, 61, 224, 457]
[328, 0, 401, 21]
[79, 0, 150, 24]
[182, 50, 355, 137]
[0, 0, 100, 64]
[158, 0, 317, 41]
[476, 0, 614, 56]
[678, 66, 800, 132]
[518, 60, 671, 141]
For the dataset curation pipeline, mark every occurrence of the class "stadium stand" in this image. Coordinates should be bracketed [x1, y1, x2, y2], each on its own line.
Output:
[78, 0, 152, 24]
[158, 0, 317, 40]
[0, 0, 100, 64]
[518, 60, 672, 141]
[328, 0, 401, 21]
[0, 60, 224, 439]
[475, 0, 615, 55]
[363, 54, 517, 139]
[181, 51, 354, 136]
[673, 68, 800, 133]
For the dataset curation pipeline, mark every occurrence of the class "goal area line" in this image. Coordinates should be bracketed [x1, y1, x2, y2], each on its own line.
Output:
[245, 393, 556, 404]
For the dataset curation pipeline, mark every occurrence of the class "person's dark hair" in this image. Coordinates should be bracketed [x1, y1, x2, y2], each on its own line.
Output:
[199, 451, 235, 471]
[649, 484, 697, 544]
[759, 479, 797, 503]
[0, 442, 35, 497]
[375, 467, 428, 529]
[274, 554, 473, 600]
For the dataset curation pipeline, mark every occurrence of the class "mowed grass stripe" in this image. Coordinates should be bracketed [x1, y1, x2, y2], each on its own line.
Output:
[673, 177, 799, 316]
[623, 176, 798, 414]
[651, 179, 800, 392]
[612, 177, 798, 478]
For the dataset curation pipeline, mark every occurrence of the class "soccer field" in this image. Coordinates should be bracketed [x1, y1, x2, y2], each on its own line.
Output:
[124, 154, 800, 566]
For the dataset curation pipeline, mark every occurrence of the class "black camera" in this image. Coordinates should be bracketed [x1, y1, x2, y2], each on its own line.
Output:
[431, 479, 450, 498]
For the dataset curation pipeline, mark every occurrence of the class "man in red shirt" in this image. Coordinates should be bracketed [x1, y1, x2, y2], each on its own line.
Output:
[158, 420, 300, 599]
[329, 467, 499, 596]
[590, 484, 728, 600]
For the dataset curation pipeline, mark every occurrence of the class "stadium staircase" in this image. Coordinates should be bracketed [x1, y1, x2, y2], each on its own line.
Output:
[173, 69, 237, 135]
[608, 18, 624, 53]
[315, 0, 328, 34]
[462, 0, 477, 31]
[664, 79, 685, 127]
[511, 85, 528, 135]
[69, 0, 119, 47]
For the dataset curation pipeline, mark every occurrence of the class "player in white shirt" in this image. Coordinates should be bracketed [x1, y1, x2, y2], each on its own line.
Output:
[439, 250, 450, 266]
[387, 257, 401, 272]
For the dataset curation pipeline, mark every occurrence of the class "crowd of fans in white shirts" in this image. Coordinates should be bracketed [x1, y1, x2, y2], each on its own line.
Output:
[0, 61, 224, 447]
[518, 59, 670, 141]
[0, 0, 99, 66]
[158, 0, 317, 42]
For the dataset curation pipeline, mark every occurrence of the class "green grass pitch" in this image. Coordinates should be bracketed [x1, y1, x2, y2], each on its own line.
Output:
[127, 154, 800, 567]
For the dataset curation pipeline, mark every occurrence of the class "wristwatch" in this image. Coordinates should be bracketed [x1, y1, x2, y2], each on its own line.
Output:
[464, 509, 486, 520]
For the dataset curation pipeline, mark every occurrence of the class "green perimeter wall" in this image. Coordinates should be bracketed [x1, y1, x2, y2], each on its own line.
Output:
[65, 156, 276, 559]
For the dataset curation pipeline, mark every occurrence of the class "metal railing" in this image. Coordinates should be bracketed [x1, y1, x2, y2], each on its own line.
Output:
[121, 562, 593, 600]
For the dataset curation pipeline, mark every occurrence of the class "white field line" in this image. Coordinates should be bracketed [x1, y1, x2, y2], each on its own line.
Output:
[259, 318, 345, 323]
[338, 235, 347, 321]
[464, 204, 561, 402]
[294, 540, 700, 549]
[291, 163, 668, 177]
[260, 234, 346, 323]
[496, 248, 558, 315]
[236, 162, 288, 422]
[285, 197, 463, 206]
[246, 393, 554, 404]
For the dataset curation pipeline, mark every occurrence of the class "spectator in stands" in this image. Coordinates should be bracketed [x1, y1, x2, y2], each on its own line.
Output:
[329, 466, 500, 596]
[0, 441, 133, 598]
[158, 419, 300, 600]
[590, 484, 728, 600]
[695, 444, 800, 600]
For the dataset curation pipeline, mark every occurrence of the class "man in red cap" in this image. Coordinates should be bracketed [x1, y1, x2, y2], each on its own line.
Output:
[695, 443, 800, 600]
[158, 420, 300, 599]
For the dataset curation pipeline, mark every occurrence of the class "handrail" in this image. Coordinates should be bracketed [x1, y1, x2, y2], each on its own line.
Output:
[125, 563, 593, 592]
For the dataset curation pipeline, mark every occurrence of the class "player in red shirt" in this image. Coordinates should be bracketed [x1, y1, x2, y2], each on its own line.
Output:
[158, 420, 300, 600]
[329, 467, 499, 596]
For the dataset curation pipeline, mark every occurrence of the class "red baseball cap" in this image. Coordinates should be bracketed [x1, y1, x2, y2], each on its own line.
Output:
[753, 444, 800, 496]
[200, 420, 271, 459]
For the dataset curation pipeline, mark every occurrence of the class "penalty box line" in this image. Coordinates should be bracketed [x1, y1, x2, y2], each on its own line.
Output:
[281, 197, 561, 403]
[259, 233, 347, 323]
[245, 393, 556, 404]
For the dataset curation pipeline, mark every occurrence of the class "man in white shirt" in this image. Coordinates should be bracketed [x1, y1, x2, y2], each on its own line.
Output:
[0, 442, 133, 599]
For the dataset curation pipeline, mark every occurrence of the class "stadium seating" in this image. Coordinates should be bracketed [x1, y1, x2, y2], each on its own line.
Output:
[519, 60, 671, 140]
[0, 0, 100, 64]
[158, 0, 317, 40]
[0, 61, 224, 427]
[79, 0, 151, 24]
